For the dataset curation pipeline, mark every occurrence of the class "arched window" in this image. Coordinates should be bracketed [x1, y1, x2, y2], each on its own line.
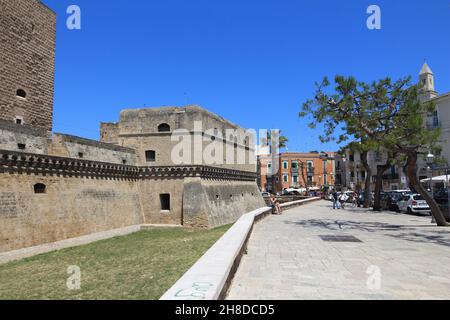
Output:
[16, 89, 27, 98]
[34, 183, 46, 194]
[158, 123, 171, 132]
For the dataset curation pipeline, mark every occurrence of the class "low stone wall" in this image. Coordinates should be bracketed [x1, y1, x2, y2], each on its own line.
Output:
[263, 195, 309, 205]
[160, 197, 320, 301]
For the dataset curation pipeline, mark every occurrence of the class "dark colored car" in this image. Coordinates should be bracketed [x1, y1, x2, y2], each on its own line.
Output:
[385, 192, 405, 212]
[358, 193, 374, 207]
[434, 188, 450, 221]
[379, 192, 390, 210]
[434, 188, 449, 205]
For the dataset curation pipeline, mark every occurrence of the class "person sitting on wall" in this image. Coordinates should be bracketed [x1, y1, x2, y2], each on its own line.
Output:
[270, 194, 282, 215]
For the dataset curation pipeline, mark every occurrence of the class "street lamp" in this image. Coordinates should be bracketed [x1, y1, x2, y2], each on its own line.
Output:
[426, 152, 435, 198]
[427, 153, 435, 165]
[343, 156, 348, 190]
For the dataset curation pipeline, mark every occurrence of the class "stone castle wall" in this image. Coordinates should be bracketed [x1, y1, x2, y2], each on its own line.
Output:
[0, 120, 49, 154]
[49, 133, 137, 165]
[0, 164, 143, 253]
[0, 149, 265, 253]
[102, 106, 256, 172]
[0, 0, 55, 132]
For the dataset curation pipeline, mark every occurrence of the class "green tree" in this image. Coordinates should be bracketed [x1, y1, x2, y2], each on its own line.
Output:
[301, 75, 448, 226]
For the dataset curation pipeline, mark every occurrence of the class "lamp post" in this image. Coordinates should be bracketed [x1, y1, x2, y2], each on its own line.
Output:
[426, 152, 435, 198]
[343, 156, 348, 190]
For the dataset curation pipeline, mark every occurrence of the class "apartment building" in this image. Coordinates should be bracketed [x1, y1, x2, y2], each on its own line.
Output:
[258, 152, 336, 193]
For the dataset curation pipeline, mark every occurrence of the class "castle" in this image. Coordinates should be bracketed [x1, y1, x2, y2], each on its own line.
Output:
[0, 0, 264, 253]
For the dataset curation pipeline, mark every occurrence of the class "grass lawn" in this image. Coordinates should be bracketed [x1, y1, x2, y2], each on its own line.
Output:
[0, 225, 231, 300]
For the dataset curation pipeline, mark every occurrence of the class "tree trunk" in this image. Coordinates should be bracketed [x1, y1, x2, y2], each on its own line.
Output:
[300, 162, 309, 194]
[373, 159, 391, 211]
[405, 151, 448, 227]
[373, 167, 386, 211]
[361, 151, 372, 208]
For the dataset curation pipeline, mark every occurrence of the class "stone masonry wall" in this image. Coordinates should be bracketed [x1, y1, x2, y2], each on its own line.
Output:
[109, 106, 256, 171]
[183, 178, 266, 228]
[48, 133, 137, 165]
[0, 0, 56, 132]
[0, 120, 49, 154]
[139, 178, 184, 225]
[0, 173, 143, 253]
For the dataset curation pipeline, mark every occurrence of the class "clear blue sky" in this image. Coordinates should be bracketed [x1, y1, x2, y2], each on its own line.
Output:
[43, 0, 450, 152]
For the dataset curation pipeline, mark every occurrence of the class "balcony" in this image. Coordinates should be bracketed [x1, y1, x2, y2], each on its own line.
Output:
[291, 167, 299, 174]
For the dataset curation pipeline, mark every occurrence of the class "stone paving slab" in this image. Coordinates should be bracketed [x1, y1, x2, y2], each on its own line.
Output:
[227, 201, 450, 300]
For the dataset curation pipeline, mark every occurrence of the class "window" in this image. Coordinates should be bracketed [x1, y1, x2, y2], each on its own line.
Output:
[267, 163, 272, 174]
[283, 174, 289, 183]
[78, 152, 84, 158]
[160, 194, 171, 211]
[122, 159, 127, 165]
[34, 183, 46, 194]
[374, 152, 382, 162]
[307, 161, 314, 173]
[15, 116, 23, 125]
[16, 89, 27, 98]
[323, 174, 327, 185]
[282, 161, 288, 170]
[293, 175, 298, 184]
[349, 154, 355, 162]
[145, 150, 156, 162]
[17, 143, 26, 150]
[291, 161, 298, 169]
[427, 110, 439, 128]
[158, 123, 171, 132]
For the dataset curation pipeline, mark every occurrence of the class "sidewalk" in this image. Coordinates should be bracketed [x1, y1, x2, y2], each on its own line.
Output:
[227, 201, 450, 300]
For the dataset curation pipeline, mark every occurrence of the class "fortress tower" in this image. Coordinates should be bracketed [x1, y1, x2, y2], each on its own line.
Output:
[0, 0, 56, 132]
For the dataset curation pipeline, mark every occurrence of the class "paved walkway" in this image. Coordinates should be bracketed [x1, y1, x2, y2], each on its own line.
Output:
[227, 201, 450, 300]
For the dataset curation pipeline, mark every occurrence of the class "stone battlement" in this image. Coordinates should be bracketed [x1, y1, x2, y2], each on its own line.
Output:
[0, 149, 257, 182]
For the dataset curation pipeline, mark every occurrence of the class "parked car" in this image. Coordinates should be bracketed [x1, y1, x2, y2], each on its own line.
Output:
[398, 194, 431, 215]
[379, 192, 391, 210]
[434, 188, 449, 205]
[380, 192, 404, 212]
[261, 192, 270, 197]
[358, 192, 374, 207]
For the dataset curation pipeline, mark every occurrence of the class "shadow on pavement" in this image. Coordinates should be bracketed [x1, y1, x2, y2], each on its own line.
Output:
[284, 219, 450, 248]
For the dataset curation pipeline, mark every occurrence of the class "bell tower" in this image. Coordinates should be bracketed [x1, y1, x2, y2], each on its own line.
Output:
[419, 62, 438, 102]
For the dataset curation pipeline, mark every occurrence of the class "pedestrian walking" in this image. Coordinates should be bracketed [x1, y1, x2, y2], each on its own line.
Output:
[332, 190, 340, 210]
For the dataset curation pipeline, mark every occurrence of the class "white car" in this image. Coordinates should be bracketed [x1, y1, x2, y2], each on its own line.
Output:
[398, 194, 431, 215]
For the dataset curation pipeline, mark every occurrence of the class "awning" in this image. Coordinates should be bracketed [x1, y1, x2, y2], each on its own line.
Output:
[420, 175, 450, 183]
